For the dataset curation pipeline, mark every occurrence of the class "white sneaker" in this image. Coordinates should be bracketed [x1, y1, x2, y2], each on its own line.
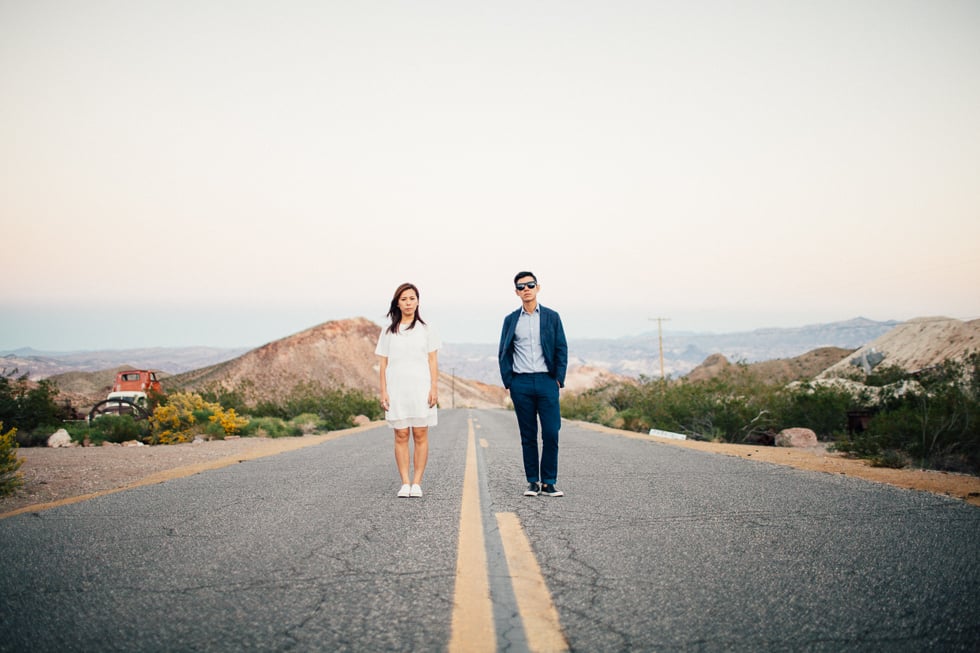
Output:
[397, 484, 411, 498]
[410, 484, 423, 498]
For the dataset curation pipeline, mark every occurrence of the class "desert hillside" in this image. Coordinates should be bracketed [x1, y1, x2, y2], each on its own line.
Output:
[166, 317, 507, 409]
[685, 347, 854, 384]
[678, 317, 980, 387]
[819, 316, 980, 378]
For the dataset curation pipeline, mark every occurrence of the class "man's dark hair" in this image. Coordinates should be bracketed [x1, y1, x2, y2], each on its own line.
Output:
[514, 271, 537, 284]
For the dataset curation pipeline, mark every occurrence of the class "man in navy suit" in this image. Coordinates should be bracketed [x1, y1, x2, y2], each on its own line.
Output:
[498, 271, 568, 497]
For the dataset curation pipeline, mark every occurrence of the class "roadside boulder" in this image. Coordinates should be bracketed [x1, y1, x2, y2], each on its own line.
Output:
[47, 429, 73, 448]
[775, 427, 818, 448]
[353, 415, 371, 426]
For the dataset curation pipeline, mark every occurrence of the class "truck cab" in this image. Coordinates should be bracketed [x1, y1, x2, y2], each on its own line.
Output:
[112, 370, 162, 394]
[105, 370, 163, 409]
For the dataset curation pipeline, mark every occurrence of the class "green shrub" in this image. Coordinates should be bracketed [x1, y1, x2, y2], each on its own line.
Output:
[250, 381, 382, 429]
[91, 415, 148, 444]
[290, 412, 326, 434]
[606, 368, 779, 442]
[0, 371, 67, 445]
[774, 382, 854, 438]
[242, 416, 301, 438]
[869, 449, 909, 469]
[286, 381, 379, 429]
[854, 354, 980, 472]
[13, 427, 53, 448]
[773, 354, 979, 473]
[251, 400, 287, 419]
[561, 387, 622, 428]
[64, 415, 151, 446]
[865, 364, 911, 387]
[0, 422, 24, 497]
[565, 352, 980, 475]
[204, 420, 226, 438]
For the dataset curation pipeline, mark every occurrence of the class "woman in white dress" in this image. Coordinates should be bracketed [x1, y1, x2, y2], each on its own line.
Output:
[375, 282, 440, 498]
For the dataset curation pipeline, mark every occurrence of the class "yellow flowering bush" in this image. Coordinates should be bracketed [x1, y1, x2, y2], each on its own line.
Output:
[0, 422, 24, 497]
[210, 407, 248, 435]
[149, 392, 250, 445]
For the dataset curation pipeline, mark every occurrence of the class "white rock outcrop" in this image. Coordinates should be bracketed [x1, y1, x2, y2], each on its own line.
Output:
[47, 429, 74, 448]
[775, 427, 818, 448]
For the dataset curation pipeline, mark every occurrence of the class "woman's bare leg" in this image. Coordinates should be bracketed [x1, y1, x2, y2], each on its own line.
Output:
[411, 427, 429, 485]
[394, 428, 411, 484]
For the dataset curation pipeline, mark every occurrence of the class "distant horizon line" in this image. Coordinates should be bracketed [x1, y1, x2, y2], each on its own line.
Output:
[2, 315, 941, 355]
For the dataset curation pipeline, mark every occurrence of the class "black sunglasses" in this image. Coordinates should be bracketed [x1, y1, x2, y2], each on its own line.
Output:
[515, 282, 537, 290]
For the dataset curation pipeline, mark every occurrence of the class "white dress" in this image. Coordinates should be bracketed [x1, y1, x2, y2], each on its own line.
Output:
[375, 323, 441, 428]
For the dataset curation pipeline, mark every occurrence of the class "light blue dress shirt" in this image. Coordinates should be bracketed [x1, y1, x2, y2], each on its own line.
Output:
[513, 306, 549, 374]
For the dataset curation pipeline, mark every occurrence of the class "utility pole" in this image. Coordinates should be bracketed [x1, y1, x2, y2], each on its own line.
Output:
[649, 317, 670, 380]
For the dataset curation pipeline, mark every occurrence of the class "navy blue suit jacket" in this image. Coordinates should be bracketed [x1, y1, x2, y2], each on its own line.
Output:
[498, 304, 568, 390]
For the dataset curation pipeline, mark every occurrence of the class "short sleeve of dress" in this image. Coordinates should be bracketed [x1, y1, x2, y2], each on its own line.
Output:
[375, 328, 390, 357]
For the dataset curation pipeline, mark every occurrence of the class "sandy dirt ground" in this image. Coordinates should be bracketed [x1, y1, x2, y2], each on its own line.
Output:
[3, 421, 979, 519]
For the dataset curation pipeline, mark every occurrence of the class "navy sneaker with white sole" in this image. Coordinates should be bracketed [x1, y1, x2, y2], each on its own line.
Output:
[540, 484, 564, 497]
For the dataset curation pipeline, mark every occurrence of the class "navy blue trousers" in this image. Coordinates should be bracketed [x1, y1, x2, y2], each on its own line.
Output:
[509, 372, 561, 484]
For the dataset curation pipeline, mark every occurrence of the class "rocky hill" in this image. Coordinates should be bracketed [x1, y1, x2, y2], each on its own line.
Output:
[683, 317, 980, 386]
[685, 347, 854, 384]
[165, 317, 508, 409]
[819, 316, 980, 378]
[48, 366, 141, 398]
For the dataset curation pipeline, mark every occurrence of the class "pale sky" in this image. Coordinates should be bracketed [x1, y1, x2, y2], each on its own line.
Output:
[2, 1, 978, 351]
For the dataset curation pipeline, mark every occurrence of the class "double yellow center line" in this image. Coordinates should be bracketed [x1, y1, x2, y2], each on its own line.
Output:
[449, 419, 568, 653]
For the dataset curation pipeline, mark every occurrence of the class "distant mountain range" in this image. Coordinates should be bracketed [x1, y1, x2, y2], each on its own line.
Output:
[1, 346, 251, 380]
[442, 317, 901, 384]
[2, 317, 899, 384]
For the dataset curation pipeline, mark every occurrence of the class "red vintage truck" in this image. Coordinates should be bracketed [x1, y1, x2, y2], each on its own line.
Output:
[88, 369, 163, 421]
[110, 369, 163, 395]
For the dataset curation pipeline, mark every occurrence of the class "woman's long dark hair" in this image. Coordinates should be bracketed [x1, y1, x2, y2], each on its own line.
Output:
[386, 282, 427, 334]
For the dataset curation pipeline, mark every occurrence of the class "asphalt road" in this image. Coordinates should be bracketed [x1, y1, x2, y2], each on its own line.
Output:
[1, 408, 978, 652]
